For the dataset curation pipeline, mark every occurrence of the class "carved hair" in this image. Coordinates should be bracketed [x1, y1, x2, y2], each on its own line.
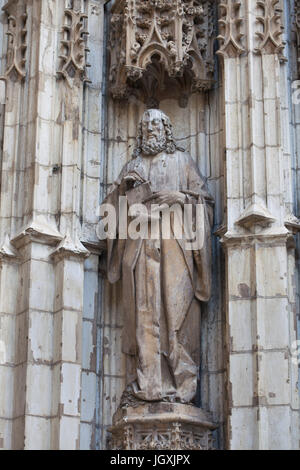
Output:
[133, 109, 178, 158]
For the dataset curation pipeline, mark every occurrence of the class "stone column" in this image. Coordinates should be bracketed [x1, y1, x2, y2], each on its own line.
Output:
[218, 0, 300, 449]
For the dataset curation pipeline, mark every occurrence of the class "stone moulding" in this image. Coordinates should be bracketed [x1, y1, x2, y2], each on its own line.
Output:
[51, 232, 90, 262]
[10, 216, 64, 248]
[109, 402, 217, 450]
[254, 0, 286, 61]
[235, 202, 276, 230]
[0, 0, 27, 82]
[217, 0, 245, 59]
[57, 6, 91, 86]
[109, 0, 216, 107]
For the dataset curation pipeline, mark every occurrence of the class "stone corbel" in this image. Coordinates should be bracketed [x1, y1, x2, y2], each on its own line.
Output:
[0, 0, 27, 82]
[109, 403, 217, 451]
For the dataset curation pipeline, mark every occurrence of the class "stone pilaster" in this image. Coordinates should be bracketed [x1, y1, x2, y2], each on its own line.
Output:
[0, 237, 22, 450]
[0, 0, 27, 242]
[10, 221, 62, 450]
[218, 0, 300, 449]
[51, 234, 89, 450]
[0, 0, 92, 449]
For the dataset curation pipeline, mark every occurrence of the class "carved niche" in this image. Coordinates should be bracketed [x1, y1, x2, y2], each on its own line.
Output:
[108, 0, 216, 107]
[0, 0, 27, 82]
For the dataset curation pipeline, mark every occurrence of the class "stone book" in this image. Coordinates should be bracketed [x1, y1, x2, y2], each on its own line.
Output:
[125, 181, 152, 207]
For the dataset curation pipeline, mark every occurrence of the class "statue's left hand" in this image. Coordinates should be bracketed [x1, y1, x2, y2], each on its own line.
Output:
[145, 190, 186, 206]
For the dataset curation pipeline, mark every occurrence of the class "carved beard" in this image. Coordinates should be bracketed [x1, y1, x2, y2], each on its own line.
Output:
[141, 136, 167, 156]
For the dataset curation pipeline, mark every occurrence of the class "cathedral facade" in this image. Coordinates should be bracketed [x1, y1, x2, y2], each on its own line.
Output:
[0, 0, 299, 450]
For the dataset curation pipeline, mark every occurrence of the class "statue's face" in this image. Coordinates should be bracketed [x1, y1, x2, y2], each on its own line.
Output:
[141, 110, 165, 147]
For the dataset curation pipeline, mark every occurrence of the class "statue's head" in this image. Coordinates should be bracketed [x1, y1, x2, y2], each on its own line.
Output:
[133, 109, 177, 158]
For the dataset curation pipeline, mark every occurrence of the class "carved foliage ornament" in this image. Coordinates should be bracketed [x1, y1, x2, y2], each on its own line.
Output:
[57, 4, 91, 86]
[217, 0, 244, 59]
[109, 0, 216, 106]
[254, 0, 286, 60]
[0, 0, 27, 82]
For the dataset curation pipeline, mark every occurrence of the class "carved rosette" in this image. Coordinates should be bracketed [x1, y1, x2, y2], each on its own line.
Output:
[217, 0, 244, 59]
[254, 0, 286, 61]
[0, 0, 27, 82]
[108, 402, 217, 451]
[57, 6, 91, 86]
[109, 0, 216, 107]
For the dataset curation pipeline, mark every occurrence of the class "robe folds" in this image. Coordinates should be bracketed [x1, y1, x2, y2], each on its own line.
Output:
[102, 150, 214, 403]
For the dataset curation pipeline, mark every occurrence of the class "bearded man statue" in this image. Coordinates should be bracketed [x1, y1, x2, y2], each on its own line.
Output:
[100, 109, 214, 406]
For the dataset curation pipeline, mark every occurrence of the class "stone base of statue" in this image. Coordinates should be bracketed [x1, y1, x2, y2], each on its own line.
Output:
[108, 402, 217, 450]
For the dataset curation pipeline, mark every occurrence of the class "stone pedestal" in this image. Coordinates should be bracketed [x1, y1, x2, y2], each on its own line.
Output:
[109, 403, 217, 450]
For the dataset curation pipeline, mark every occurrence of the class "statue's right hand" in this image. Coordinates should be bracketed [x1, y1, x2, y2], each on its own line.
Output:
[119, 172, 145, 195]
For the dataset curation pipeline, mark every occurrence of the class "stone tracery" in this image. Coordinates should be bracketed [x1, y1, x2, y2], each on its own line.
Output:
[109, 0, 216, 106]
[0, 0, 27, 82]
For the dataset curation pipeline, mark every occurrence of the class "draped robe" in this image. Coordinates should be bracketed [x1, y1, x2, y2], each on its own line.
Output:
[103, 150, 214, 404]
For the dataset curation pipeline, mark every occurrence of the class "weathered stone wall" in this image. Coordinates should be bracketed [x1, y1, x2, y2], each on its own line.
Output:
[0, 0, 299, 451]
[218, 0, 299, 450]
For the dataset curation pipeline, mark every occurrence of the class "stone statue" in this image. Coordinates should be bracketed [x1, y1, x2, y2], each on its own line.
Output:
[101, 109, 214, 407]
